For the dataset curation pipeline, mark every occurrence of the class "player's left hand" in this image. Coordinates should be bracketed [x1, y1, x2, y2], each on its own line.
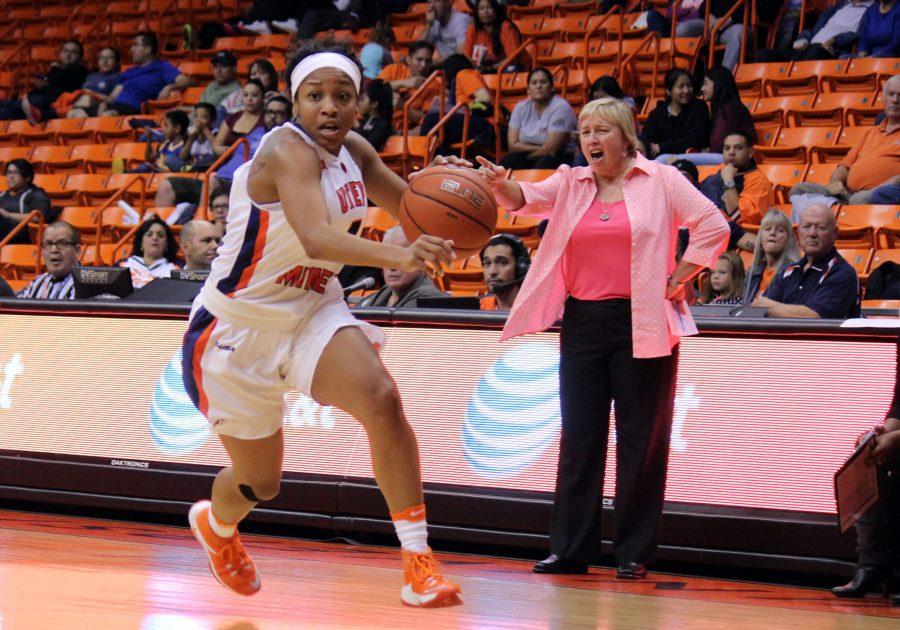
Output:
[408, 155, 474, 181]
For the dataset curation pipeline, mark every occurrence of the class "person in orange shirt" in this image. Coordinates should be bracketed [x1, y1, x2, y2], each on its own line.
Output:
[459, 0, 525, 73]
[699, 130, 775, 250]
[378, 41, 439, 132]
[790, 74, 900, 208]
[479, 233, 530, 310]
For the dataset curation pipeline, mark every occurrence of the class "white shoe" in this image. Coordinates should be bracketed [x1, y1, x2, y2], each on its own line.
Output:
[240, 20, 272, 35]
[271, 18, 298, 34]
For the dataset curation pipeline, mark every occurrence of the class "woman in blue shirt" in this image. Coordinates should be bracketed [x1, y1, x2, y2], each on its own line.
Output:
[859, 0, 900, 57]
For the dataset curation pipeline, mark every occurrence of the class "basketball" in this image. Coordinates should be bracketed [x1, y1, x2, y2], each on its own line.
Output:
[399, 166, 498, 256]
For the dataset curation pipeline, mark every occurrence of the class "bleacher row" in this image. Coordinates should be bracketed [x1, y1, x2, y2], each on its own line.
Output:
[0, 0, 898, 306]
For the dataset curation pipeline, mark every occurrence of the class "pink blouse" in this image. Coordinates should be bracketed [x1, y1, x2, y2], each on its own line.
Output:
[563, 199, 631, 300]
[501, 153, 729, 358]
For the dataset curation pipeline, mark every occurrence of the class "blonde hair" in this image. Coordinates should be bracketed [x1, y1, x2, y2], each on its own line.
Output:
[749, 209, 800, 274]
[578, 97, 639, 155]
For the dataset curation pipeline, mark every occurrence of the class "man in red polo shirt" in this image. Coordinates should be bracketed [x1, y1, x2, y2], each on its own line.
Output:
[790, 74, 900, 208]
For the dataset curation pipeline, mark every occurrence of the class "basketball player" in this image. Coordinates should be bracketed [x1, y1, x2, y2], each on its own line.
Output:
[182, 39, 462, 607]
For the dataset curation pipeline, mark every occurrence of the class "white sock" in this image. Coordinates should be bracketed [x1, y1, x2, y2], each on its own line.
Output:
[391, 504, 429, 553]
[208, 506, 236, 539]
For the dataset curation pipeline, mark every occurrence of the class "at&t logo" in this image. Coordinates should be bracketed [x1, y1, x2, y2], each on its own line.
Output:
[285, 394, 338, 429]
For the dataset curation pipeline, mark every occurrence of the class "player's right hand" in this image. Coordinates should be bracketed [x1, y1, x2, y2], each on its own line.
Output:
[402, 235, 456, 277]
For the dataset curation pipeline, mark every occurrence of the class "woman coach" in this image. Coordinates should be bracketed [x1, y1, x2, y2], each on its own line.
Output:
[476, 97, 729, 579]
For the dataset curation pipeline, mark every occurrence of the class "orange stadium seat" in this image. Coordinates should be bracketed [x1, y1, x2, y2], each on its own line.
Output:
[254, 33, 293, 56]
[735, 62, 791, 98]
[757, 126, 840, 164]
[766, 59, 850, 96]
[65, 174, 116, 205]
[838, 205, 900, 248]
[58, 206, 101, 244]
[30, 145, 81, 174]
[83, 117, 135, 143]
[802, 163, 836, 186]
[70, 144, 114, 172]
[838, 248, 874, 278]
[33, 173, 70, 202]
[111, 142, 149, 172]
[754, 95, 816, 126]
[80, 243, 122, 267]
[0, 146, 32, 167]
[0, 120, 42, 147]
[828, 57, 900, 92]
[757, 163, 808, 199]
[870, 248, 900, 273]
[812, 124, 871, 163]
[0, 244, 40, 280]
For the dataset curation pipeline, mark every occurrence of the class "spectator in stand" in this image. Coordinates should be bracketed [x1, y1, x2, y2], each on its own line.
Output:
[661, 66, 756, 166]
[753, 204, 861, 318]
[0, 277, 13, 298]
[180, 103, 217, 171]
[671, 158, 700, 187]
[500, 67, 577, 170]
[790, 75, 900, 212]
[209, 185, 230, 236]
[647, 0, 706, 38]
[742, 209, 801, 304]
[0, 40, 87, 123]
[858, 0, 900, 57]
[64, 47, 122, 118]
[699, 131, 775, 227]
[263, 94, 291, 130]
[221, 59, 280, 115]
[97, 32, 191, 117]
[589, 76, 636, 112]
[708, 0, 747, 70]
[0, 159, 52, 244]
[212, 80, 266, 157]
[200, 51, 241, 109]
[134, 109, 190, 173]
[698, 251, 745, 305]
[358, 226, 448, 307]
[361, 19, 397, 80]
[379, 41, 439, 132]
[16, 222, 81, 300]
[193, 0, 304, 46]
[460, 0, 525, 73]
[179, 220, 221, 271]
[354, 79, 393, 152]
[275, 1, 364, 39]
[756, 0, 873, 61]
[425, 0, 473, 61]
[831, 349, 900, 605]
[119, 216, 181, 289]
[640, 68, 710, 160]
[479, 233, 530, 311]
[420, 53, 495, 156]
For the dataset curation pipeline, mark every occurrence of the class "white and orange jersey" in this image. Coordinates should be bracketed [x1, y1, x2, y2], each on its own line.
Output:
[202, 122, 368, 320]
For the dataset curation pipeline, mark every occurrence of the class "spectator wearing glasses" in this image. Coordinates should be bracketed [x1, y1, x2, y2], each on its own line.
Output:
[264, 94, 291, 130]
[753, 203, 861, 318]
[0, 159, 53, 244]
[17, 221, 81, 300]
[209, 185, 231, 236]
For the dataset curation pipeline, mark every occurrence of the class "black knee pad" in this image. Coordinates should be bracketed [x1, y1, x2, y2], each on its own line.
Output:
[238, 483, 261, 502]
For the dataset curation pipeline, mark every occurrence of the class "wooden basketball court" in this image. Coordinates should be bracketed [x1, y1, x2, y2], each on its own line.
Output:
[0, 509, 897, 629]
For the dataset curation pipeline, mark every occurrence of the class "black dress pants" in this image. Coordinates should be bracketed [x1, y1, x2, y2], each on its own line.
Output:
[856, 460, 900, 568]
[551, 297, 679, 566]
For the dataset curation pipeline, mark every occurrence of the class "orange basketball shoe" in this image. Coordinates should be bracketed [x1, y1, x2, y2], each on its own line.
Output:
[188, 500, 261, 596]
[400, 548, 462, 608]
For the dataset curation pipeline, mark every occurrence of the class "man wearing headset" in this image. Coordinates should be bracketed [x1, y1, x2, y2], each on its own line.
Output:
[480, 234, 530, 311]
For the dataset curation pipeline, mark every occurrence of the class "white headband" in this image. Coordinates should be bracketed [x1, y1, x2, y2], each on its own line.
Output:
[290, 52, 362, 100]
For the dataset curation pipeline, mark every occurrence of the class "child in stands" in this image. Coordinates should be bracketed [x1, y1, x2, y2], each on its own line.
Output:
[700, 251, 745, 305]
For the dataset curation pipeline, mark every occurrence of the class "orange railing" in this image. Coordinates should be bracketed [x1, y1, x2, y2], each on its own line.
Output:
[88, 175, 149, 255]
[492, 37, 537, 157]
[620, 32, 661, 100]
[706, 0, 750, 69]
[402, 70, 444, 175]
[200, 137, 250, 216]
[424, 100, 470, 161]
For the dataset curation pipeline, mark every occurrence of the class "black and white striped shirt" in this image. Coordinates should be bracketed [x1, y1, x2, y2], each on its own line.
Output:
[17, 272, 76, 300]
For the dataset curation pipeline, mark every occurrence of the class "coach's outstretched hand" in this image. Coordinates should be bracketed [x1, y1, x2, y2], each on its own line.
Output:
[400, 234, 456, 278]
[475, 156, 525, 212]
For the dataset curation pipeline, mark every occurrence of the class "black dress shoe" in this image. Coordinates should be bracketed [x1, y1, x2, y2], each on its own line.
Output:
[616, 562, 648, 579]
[831, 566, 892, 598]
[533, 554, 588, 574]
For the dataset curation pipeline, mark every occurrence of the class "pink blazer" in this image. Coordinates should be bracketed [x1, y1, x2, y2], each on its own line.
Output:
[501, 154, 730, 358]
